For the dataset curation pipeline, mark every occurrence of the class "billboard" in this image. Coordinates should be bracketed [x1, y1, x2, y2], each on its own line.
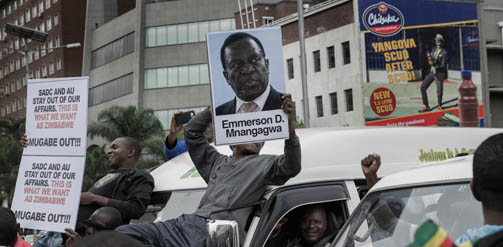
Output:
[358, 0, 483, 126]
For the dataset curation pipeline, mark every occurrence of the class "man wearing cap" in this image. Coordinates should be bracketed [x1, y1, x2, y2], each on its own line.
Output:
[419, 33, 448, 113]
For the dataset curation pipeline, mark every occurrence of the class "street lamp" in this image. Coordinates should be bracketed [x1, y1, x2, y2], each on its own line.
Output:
[3, 24, 80, 84]
[5, 23, 48, 42]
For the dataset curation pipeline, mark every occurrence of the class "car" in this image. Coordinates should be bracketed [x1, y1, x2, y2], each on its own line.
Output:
[332, 155, 479, 247]
[141, 127, 502, 247]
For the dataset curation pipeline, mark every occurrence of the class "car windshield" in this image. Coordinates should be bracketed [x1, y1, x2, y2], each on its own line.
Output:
[333, 183, 482, 247]
[154, 189, 206, 222]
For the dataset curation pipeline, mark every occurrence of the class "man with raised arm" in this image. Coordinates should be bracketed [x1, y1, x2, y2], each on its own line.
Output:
[116, 94, 301, 247]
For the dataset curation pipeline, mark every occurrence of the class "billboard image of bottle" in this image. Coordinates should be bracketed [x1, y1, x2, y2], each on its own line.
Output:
[358, 0, 483, 126]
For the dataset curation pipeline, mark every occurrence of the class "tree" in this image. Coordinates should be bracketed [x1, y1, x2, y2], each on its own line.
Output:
[0, 117, 25, 207]
[87, 105, 166, 170]
[88, 105, 164, 143]
[82, 145, 108, 191]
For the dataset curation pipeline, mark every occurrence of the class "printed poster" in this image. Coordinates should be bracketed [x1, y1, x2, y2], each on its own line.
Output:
[358, 0, 483, 126]
[11, 77, 88, 232]
[207, 28, 289, 145]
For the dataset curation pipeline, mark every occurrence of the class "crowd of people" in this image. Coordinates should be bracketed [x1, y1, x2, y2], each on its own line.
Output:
[2, 31, 503, 247]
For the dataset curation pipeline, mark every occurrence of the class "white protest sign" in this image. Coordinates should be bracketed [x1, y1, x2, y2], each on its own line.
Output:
[213, 110, 288, 145]
[11, 77, 88, 232]
[11, 155, 85, 232]
[207, 28, 290, 145]
[23, 77, 88, 156]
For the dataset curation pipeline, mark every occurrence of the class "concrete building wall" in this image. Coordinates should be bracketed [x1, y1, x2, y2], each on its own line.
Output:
[283, 24, 364, 127]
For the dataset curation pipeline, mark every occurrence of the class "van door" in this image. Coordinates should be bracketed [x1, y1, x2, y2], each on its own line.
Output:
[246, 182, 351, 247]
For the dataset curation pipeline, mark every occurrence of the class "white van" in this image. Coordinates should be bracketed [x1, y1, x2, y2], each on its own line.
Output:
[143, 127, 502, 246]
[332, 155, 479, 247]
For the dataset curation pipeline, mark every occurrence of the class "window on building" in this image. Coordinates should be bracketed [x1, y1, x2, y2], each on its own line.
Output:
[17, 97, 22, 109]
[2, 9, 6, 18]
[10, 81, 15, 93]
[262, 16, 274, 26]
[35, 68, 40, 78]
[15, 57, 20, 70]
[14, 19, 18, 26]
[91, 32, 134, 68]
[9, 41, 13, 54]
[12, 100, 16, 112]
[19, 14, 24, 25]
[40, 22, 45, 32]
[342, 41, 350, 65]
[20, 0, 23, 6]
[56, 58, 61, 70]
[21, 56, 25, 66]
[0, 69, 2, 79]
[46, 17, 52, 31]
[313, 50, 321, 72]
[144, 64, 209, 89]
[41, 64, 47, 77]
[49, 61, 54, 74]
[316, 95, 323, 117]
[48, 40, 53, 52]
[6, 103, 10, 114]
[34, 49, 39, 60]
[13, 1, 17, 10]
[287, 58, 294, 79]
[40, 44, 46, 56]
[39, 1, 44, 13]
[145, 18, 236, 47]
[10, 61, 14, 73]
[53, 13, 58, 26]
[32, 5, 37, 17]
[29, 71, 33, 79]
[344, 88, 353, 112]
[4, 64, 8, 76]
[8, 5, 11, 14]
[22, 76, 26, 86]
[55, 36, 60, 46]
[327, 46, 335, 68]
[16, 78, 21, 90]
[1, 105, 5, 116]
[25, 9, 30, 22]
[15, 38, 19, 49]
[88, 73, 133, 106]
[46, 0, 50, 9]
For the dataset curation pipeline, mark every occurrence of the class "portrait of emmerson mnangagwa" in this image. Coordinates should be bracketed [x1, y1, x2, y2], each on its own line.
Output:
[215, 32, 284, 116]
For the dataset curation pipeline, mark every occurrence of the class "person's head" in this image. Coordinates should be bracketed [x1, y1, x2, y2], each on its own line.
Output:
[221, 32, 269, 102]
[107, 137, 141, 169]
[300, 205, 328, 245]
[434, 34, 443, 47]
[0, 207, 18, 247]
[74, 231, 145, 247]
[85, 207, 123, 236]
[231, 142, 263, 157]
[471, 133, 503, 213]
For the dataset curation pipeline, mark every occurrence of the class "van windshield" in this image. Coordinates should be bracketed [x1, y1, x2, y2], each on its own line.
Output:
[333, 183, 482, 247]
[154, 189, 206, 222]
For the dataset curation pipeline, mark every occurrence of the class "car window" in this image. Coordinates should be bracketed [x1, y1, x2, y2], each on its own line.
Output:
[333, 183, 482, 247]
[265, 201, 347, 247]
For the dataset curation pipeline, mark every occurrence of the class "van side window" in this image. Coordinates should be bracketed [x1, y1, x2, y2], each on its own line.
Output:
[265, 201, 347, 247]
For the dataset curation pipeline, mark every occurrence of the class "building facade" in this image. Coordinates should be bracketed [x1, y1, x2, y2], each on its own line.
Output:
[0, 0, 85, 119]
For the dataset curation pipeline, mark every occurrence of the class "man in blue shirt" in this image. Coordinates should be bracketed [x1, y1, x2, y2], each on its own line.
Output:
[163, 112, 213, 161]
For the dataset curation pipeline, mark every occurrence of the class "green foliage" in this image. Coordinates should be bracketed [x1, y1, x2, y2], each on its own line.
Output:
[88, 105, 163, 143]
[87, 105, 166, 172]
[0, 117, 25, 207]
[294, 116, 304, 129]
[83, 145, 108, 191]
